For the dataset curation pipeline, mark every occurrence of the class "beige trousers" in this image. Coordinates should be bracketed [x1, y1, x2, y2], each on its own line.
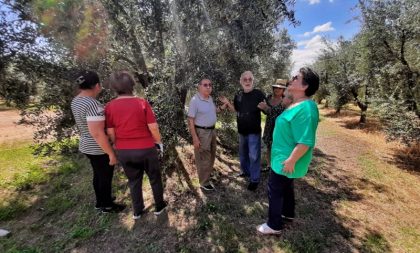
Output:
[194, 128, 217, 186]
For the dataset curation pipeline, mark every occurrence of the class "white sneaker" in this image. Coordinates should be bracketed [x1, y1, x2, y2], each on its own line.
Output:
[132, 213, 141, 220]
[256, 223, 282, 235]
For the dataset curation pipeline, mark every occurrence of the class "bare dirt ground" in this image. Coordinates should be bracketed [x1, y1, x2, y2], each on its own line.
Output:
[1, 106, 419, 252]
[0, 108, 35, 145]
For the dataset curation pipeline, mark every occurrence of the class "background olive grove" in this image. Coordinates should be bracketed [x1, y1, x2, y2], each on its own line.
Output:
[312, 0, 419, 145]
[0, 0, 419, 156]
[0, 0, 297, 162]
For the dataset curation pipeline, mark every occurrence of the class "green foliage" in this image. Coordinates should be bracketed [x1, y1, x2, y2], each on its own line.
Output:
[372, 99, 420, 145]
[361, 232, 391, 253]
[11, 164, 47, 191]
[70, 226, 95, 239]
[313, 0, 419, 143]
[0, 199, 27, 221]
[1, 0, 298, 162]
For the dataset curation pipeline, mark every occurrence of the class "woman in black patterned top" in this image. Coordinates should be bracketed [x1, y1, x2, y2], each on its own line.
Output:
[258, 79, 288, 171]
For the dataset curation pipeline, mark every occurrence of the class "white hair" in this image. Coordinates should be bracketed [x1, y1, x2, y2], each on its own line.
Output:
[240, 71, 254, 81]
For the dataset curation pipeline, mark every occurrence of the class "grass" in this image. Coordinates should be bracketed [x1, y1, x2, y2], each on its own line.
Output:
[0, 141, 88, 222]
[357, 153, 384, 180]
[361, 232, 391, 253]
[0, 143, 47, 188]
[1, 106, 419, 252]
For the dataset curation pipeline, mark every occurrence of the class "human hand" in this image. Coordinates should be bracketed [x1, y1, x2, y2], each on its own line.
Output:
[282, 158, 296, 174]
[108, 153, 118, 166]
[155, 143, 164, 154]
[218, 96, 229, 105]
[257, 101, 269, 111]
[192, 137, 201, 149]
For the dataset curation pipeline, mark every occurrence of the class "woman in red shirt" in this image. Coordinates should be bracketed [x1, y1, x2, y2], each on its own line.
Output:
[105, 71, 166, 220]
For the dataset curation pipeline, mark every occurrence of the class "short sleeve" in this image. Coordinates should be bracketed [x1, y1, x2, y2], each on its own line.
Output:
[143, 100, 157, 124]
[187, 97, 198, 118]
[233, 94, 239, 111]
[104, 103, 114, 128]
[259, 90, 266, 102]
[86, 101, 105, 122]
[290, 107, 317, 147]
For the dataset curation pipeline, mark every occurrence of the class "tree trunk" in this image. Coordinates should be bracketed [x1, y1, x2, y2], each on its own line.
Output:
[351, 88, 368, 124]
[335, 107, 341, 114]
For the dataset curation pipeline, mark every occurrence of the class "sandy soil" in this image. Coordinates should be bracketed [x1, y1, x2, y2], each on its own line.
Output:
[0, 109, 35, 145]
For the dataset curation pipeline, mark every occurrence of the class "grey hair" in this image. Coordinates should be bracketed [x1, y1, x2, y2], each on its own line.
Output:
[240, 71, 254, 81]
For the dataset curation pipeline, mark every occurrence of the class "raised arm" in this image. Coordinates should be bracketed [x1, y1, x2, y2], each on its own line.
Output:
[219, 96, 235, 112]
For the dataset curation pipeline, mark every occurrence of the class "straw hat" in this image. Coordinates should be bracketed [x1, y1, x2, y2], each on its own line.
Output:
[272, 79, 287, 89]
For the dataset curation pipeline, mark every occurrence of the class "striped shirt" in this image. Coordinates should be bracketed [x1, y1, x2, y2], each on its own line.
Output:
[71, 96, 105, 155]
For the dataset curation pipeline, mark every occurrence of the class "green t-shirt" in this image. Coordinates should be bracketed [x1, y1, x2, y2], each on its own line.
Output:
[271, 99, 319, 178]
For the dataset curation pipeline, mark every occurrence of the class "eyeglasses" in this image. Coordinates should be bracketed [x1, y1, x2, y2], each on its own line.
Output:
[242, 78, 253, 82]
[291, 75, 298, 81]
[201, 83, 212, 88]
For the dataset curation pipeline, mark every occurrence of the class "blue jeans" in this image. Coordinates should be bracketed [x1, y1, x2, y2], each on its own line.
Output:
[239, 133, 261, 183]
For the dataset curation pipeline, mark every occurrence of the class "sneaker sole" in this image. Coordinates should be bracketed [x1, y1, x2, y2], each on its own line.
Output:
[256, 230, 282, 235]
[154, 206, 167, 216]
[256, 226, 282, 235]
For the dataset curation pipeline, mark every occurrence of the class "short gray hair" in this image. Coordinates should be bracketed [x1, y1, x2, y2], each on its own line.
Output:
[240, 71, 254, 81]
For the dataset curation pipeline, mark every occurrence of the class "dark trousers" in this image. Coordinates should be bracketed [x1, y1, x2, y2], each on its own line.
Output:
[117, 148, 165, 214]
[85, 154, 115, 207]
[267, 171, 295, 230]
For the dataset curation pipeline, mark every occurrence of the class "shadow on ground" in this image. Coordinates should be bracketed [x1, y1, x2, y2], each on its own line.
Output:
[0, 146, 393, 253]
[340, 118, 383, 134]
[388, 145, 420, 174]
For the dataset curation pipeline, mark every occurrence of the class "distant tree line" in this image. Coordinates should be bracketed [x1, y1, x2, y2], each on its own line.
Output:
[312, 0, 419, 145]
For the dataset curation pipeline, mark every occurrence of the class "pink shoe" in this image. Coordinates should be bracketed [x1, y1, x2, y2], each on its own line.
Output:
[256, 223, 282, 235]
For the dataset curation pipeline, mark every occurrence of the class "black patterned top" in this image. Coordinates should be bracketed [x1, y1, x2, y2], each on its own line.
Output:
[262, 94, 285, 147]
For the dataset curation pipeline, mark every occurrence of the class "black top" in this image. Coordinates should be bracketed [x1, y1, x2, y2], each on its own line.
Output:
[234, 89, 266, 135]
[262, 94, 285, 146]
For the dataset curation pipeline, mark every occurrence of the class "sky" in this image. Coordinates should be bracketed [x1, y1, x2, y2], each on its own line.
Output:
[283, 0, 361, 74]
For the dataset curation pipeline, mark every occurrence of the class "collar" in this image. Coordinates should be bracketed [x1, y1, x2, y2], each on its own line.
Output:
[197, 93, 212, 101]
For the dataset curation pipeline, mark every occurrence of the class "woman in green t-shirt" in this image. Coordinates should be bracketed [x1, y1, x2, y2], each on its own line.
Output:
[257, 67, 320, 235]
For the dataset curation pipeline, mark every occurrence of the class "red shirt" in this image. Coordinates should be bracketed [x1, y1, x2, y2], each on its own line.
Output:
[105, 97, 156, 149]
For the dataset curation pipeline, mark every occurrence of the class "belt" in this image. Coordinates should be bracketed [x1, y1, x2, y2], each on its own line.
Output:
[195, 125, 215, 130]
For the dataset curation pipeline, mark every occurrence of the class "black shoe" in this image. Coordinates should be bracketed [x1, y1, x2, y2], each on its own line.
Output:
[133, 209, 146, 220]
[154, 202, 168, 216]
[247, 182, 259, 191]
[100, 203, 126, 213]
[200, 184, 215, 191]
[95, 196, 117, 210]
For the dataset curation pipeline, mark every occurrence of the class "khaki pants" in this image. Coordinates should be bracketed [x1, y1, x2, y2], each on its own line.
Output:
[194, 128, 217, 186]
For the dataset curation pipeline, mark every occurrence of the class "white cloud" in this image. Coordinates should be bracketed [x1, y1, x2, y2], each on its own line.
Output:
[290, 35, 328, 74]
[308, 0, 321, 4]
[303, 21, 335, 37]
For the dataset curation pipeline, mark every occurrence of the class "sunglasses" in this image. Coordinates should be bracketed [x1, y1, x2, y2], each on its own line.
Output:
[201, 83, 212, 88]
[242, 78, 253, 82]
[291, 75, 298, 81]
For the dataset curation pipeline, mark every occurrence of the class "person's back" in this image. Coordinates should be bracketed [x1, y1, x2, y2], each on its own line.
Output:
[105, 97, 155, 150]
[70, 70, 124, 214]
[71, 96, 105, 155]
[105, 71, 166, 220]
